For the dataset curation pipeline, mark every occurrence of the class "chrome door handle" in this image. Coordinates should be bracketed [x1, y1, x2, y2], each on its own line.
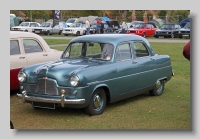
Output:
[43, 54, 48, 56]
[151, 58, 155, 60]
[19, 57, 25, 59]
[132, 61, 137, 64]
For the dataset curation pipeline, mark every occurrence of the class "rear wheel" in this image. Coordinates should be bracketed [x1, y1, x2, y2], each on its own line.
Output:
[85, 88, 106, 116]
[142, 32, 146, 38]
[149, 80, 165, 96]
[76, 31, 80, 36]
[45, 30, 50, 35]
[171, 33, 174, 38]
[58, 30, 62, 35]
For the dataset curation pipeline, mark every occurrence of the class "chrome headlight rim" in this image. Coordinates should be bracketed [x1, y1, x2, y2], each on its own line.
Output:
[70, 75, 80, 87]
[18, 72, 26, 83]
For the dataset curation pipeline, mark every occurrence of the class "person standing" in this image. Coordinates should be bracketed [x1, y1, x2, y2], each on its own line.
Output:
[85, 18, 90, 35]
[121, 19, 126, 34]
[96, 19, 101, 34]
[183, 41, 190, 61]
[100, 21, 104, 34]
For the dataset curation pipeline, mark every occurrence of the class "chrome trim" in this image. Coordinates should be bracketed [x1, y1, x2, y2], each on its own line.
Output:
[17, 91, 85, 106]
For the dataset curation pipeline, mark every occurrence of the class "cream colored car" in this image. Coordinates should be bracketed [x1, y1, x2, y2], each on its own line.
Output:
[10, 31, 63, 90]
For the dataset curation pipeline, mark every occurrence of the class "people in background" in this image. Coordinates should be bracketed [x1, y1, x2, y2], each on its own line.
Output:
[121, 19, 126, 34]
[85, 18, 90, 35]
[183, 41, 190, 61]
[100, 21, 104, 34]
[96, 19, 101, 34]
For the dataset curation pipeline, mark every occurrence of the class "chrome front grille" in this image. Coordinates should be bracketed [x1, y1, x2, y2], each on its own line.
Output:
[26, 79, 72, 96]
[26, 79, 58, 95]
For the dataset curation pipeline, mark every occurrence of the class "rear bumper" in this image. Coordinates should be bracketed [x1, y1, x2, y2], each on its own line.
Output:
[17, 91, 85, 107]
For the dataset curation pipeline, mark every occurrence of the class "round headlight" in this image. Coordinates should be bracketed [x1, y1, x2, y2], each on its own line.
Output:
[70, 75, 80, 87]
[18, 72, 26, 82]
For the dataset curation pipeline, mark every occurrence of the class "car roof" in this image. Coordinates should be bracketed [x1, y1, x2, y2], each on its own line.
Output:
[70, 34, 150, 46]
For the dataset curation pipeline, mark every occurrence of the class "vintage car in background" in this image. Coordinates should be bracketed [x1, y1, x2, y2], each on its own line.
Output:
[126, 23, 158, 37]
[66, 18, 78, 27]
[154, 23, 182, 38]
[11, 22, 40, 32]
[17, 34, 174, 116]
[62, 22, 86, 36]
[32, 22, 67, 35]
[178, 22, 190, 38]
[83, 23, 109, 34]
[10, 31, 63, 91]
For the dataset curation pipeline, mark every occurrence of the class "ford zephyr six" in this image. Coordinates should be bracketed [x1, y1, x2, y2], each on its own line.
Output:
[17, 34, 174, 116]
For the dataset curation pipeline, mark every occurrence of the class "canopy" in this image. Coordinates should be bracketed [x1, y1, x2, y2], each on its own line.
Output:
[148, 18, 166, 28]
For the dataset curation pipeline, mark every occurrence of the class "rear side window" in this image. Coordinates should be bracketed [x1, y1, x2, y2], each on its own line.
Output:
[23, 39, 43, 53]
[10, 40, 20, 55]
[133, 42, 149, 57]
[116, 43, 132, 61]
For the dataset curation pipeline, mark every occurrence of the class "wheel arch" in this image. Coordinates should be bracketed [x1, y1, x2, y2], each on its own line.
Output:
[92, 84, 111, 104]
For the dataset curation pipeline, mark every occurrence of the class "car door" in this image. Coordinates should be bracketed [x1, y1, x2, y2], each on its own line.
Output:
[29, 23, 36, 32]
[10, 39, 27, 90]
[132, 41, 156, 89]
[22, 38, 49, 66]
[114, 42, 139, 99]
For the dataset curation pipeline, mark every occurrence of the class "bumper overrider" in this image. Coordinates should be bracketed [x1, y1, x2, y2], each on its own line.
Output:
[17, 91, 85, 107]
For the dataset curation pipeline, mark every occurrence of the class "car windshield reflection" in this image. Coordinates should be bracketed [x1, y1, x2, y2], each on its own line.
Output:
[62, 42, 114, 61]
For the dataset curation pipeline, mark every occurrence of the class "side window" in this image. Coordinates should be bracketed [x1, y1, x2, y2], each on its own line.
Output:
[30, 23, 36, 27]
[116, 43, 132, 61]
[133, 42, 149, 57]
[23, 39, 43, 53]
[10, 40, 20, 55]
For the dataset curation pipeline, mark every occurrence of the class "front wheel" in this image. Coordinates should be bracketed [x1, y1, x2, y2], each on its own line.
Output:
[58, 30, 62, 35]
[85, 88, 106, 116]
[149, 80, 165, 96]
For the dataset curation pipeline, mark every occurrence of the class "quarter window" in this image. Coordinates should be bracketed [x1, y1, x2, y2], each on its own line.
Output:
[116, 43, 132, 61]
[10, 40, 20, 55]
[133, 42, 149, 57]
[23, 39, 43, 53]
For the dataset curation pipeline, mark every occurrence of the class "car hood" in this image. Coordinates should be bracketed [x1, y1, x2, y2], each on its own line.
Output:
[34, 27, 51, 29]
[156, 29, 173, 32]
[12, 26, 27, 28]
[25, 59, 105, 85]
[180, 28, 190, 31]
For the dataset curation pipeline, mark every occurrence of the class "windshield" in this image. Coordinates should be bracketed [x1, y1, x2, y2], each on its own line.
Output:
[19, 22, 29, 27]
[183, 22, 190, 28]
[67, 19, 75, 23]
[134, 23, 146, 28]
[160, 24, 175, 30]
[71, 23, 81, 28]
[62, 42, 114, 61]
[41, 22, 51, 27]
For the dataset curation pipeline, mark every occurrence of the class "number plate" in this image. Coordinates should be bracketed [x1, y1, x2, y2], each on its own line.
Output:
[159, 36, 164, 38]
[35, 31, 40, 33]
[32, 102, 55, 109]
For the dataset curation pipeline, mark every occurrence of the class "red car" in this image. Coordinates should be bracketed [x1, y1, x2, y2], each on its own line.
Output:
[126, 23, 158, 37]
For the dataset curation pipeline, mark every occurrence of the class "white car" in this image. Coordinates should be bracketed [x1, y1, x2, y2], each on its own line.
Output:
[10, 31, 63, 91]
[66, 18, 78, 27]
[62, 22, 86, 36]
[11, 22, 40, 32]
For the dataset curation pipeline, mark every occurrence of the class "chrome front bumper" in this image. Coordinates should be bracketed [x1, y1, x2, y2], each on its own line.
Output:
[17, 91, 85, 107]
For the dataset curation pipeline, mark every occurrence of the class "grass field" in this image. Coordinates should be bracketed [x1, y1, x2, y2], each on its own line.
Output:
[10, 42, 190, 130]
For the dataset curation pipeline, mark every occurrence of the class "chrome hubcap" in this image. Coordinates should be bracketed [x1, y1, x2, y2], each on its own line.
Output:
[156, 80, 162, 92]
[93, 94, 101, 109]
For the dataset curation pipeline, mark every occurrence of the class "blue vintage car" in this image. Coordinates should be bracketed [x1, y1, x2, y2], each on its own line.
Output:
[17, 34, 174, 116]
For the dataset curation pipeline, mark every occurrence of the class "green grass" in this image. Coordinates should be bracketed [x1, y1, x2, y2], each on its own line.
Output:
[10, 42, 190, 130]
[44, 39, 71, 45]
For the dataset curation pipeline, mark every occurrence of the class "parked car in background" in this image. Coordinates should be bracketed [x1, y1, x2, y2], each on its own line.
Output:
[83, 23, 109, 34]
[179, 18, 190, 28]
[154, 23, 182, 38]
[126, 23, 158, 37]
[17, 34, 174, 116]
[32, 22, 66, 35]
[178, 22, 190, 38]
[62, 22, 86, 36]
[66, 18, 78, 27]
[11, 22, 40, 32]
[10, 31, 63, 91]
[130, 21, 144, 28]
